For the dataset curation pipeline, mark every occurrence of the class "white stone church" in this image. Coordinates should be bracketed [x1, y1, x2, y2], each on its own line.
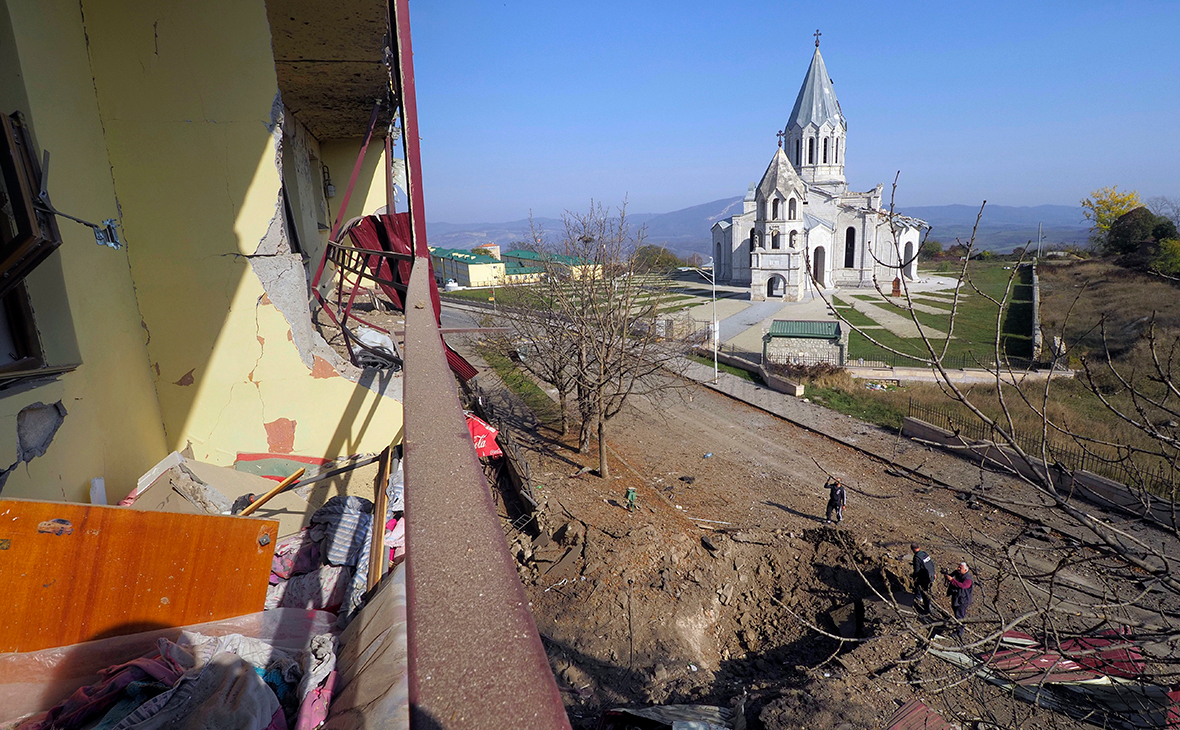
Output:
[712, 41, 927, 301]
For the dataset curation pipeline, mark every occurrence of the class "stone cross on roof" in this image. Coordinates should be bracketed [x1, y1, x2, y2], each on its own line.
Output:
[814, 29, 821, 47]
[776, 130, 785, 148]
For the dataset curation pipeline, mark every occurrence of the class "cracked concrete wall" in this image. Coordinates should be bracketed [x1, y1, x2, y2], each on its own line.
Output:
[77, 0, 403, 471]
[281, 110, 328, 266]
[0, 0, 171, 502]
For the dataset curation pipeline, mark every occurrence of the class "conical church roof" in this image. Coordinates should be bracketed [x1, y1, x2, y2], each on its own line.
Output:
[786, 48, 844, 130]
[757, 147, 803, 198]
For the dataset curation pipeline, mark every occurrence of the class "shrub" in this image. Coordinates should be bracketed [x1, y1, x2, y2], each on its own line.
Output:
[1151, 238, 1180, 277]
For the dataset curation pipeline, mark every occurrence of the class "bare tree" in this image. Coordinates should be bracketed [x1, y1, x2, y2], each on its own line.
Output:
[1147, 195, 1180, 229]
[498, 202, 688, 479]
[486, 285, 579, 436]
[794, 178, 1180, 728]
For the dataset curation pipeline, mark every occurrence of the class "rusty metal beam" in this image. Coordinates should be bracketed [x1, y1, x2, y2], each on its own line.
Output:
[393, 1, 570, 726]
[402, 259, 571, 729]
[390, 0, 430, 261]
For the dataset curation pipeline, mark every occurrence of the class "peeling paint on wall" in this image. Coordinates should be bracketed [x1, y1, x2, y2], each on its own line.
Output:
[174, 369, 195, 386]
[263, 417, 296, 454]
[311, 355, 337, 379]
[0, 401, 68, 493]
[246, 102, 401, 403]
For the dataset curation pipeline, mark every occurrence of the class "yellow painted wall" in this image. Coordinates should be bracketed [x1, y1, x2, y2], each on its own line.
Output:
[75, 0, 402, 472]
[0, 0, 170, 502]
[320, 139, 390, 226]
[467, 263, 505, 288]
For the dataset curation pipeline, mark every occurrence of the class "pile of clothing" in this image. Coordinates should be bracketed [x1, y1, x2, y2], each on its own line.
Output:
[9, 629, 337, 730]
[266, 462, 406, 627]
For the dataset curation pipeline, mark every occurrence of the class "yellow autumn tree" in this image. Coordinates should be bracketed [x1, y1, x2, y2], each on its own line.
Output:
[1081, 186, 1141, 236]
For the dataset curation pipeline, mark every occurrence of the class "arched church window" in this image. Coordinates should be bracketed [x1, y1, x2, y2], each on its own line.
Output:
[771, 231, 780, 250]
[749, 229, 756, 251]
[822, 138, 828, 164]
[834, 139, 839, 164]
[789, 230, 797, 248]
[788, 198, 797, 220]
[794, 138, 801, 166]
[771, 198, 780, 220]
[844, 227, 856, 268]
[807, 138, 815, 165]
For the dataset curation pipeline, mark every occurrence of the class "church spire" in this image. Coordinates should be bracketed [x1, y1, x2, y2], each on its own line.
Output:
[783, 41, 847, 190]
[786, 47, 842, 131]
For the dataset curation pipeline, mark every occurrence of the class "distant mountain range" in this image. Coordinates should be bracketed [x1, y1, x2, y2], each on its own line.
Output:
[427, 200, 1090, 258]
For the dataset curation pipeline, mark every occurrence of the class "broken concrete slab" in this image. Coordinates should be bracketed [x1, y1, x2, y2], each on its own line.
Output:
[128, 452, 311, 537]
[186, 460, 311, 537]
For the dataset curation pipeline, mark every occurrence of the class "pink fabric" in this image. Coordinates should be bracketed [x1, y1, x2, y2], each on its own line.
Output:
[386, 518, 405, 562]
[19, 654, 186, 730]
[265, 706, 290, 730]
[294, 671, 337, 730]
[271, 531, 321, 580]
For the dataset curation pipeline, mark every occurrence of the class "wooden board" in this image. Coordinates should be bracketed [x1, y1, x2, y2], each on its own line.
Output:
[0, 498, 277, 653]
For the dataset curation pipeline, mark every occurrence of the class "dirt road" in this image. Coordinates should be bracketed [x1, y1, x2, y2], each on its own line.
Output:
[443, 303, 1180, 729]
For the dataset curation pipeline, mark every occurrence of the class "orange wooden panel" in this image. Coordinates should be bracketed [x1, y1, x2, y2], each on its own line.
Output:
[0, 499, 278, 653]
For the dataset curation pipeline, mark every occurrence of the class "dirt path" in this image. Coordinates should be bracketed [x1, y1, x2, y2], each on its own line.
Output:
[441, 307, 1180, 729]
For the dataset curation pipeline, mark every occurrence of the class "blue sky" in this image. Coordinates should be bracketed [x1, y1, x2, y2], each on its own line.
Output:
[411, 1, 1180, 223]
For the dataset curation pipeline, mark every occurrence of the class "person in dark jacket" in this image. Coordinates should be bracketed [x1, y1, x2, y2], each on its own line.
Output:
[911, 543, 936, 614]
[944, 562, 974, 639]
[824, 478, 846, 524]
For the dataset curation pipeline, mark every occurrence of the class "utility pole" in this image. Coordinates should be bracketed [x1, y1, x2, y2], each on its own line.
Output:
[1037, 222, 1044, 259]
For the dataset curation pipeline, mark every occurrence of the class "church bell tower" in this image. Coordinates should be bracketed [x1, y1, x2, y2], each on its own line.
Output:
[783, 31, 847, 191]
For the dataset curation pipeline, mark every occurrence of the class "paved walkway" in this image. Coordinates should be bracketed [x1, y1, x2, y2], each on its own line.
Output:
[843, 297, 950, 340]
[716, 299, 786, 341]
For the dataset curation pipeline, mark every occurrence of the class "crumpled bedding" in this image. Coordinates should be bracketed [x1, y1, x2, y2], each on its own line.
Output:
[14, 631, 339, 730]
[104, 652, 280, 730]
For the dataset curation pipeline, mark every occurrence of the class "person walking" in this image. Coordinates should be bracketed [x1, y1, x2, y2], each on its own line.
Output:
[911, 543, 936, 614]
[944, 562, 974, 640]
[824, 477, 846, 524]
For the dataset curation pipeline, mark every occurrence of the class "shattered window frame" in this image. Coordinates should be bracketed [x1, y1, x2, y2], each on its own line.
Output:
[0, 111, 74, 391]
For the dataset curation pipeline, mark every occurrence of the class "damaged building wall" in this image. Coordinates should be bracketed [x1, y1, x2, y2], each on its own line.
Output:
[0, 0, 171, 502]
[319, 139, 392, 224]
[281, 110, 329, 264]
[282, 115, 397, 295]
[77, 0, 403, 476]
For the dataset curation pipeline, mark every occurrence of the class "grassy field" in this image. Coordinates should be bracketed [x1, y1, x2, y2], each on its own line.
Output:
[837, 262, 1033, 364]
[804, 259, 1178, 496]
[478, 347, 562, 428]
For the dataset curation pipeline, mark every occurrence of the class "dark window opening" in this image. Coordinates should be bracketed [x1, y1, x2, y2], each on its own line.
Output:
[788, 198, 797, 220]
[794, 138, 801, 166]
[0, 113, 62, 300]
[281, 188, 303, 256]
[834, 138, 839, 164]
[771, 198, 779, 220]
[844, 227, 856, 268]
[771, 232, 780, 250]
[789, 230, 797, 248]
[807, 138, 815, 164]
[0, 112, 74, 389]
[823, 138, 828, 164]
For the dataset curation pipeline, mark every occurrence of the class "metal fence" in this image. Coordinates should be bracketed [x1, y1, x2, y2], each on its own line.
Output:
[907, 399, 1175, 497]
